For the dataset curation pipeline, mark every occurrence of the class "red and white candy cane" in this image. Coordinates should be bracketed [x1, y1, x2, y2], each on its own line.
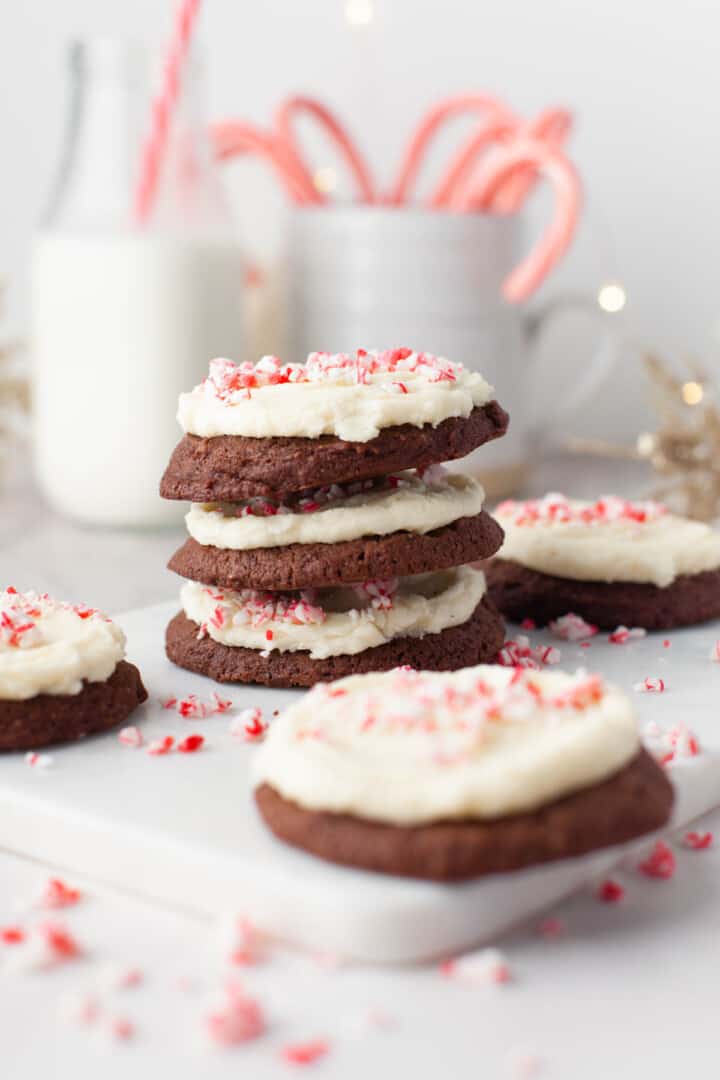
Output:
[387, 94, 515, 206]
[491, 107, 572, 212]
[429, 117, 516, 209]
[464, 142, 581, 302]
[274, 96, 376, 204]
[134, 0, 202, 223]
[210, 121, 319, 204]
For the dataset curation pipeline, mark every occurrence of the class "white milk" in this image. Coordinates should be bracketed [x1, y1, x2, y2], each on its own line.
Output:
[32, 231, 244, 527]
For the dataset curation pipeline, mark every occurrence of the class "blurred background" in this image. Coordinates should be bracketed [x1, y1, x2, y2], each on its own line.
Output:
[2, 0, 720, 599]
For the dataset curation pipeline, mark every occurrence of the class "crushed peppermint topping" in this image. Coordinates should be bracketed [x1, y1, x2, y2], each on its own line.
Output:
[196, 349, 461, 405]
[549, 613, 599, 641]
[204, 586, 326, 630]
[0, 589, 109, 650]
[496, 493, 667, 527]
[497, 636, 562, 669]
[209, 466, 449, 520]
[353, 579, 398, 611]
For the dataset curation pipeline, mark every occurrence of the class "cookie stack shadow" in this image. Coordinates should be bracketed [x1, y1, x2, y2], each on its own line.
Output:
[160, 378, 510, 689]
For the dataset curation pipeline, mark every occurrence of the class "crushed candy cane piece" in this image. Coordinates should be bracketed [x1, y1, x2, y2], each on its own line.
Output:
[633, 677, 665, 693]
[147, 736, 174, 756]
[118, 726, 143, 748]
[441, 947, 511, 984]
[709, 640, 720, 662]
[609, 625, 647, 644]
[549, 613, 598, 642]
[178, 734, 204, 754]
[638, 841, 676, 879]
[281, 1039, 330, 1066]
[0, 926, 25, 944]
[109, 1017, 134, 1041]
[25, 752, 53, 769]
[230, 707, 267, 742]
[597, 879, 625, 903]
[683, 831, 713, 850]
[537, 917, 566, 939]
[37, 877, 81, 909]
[205, 982, 265, 1046]
[497, 636, 561, 669]
[643, 721, 701, 765]
[220, 917, 266, 967]
[35, 921, 82, 966]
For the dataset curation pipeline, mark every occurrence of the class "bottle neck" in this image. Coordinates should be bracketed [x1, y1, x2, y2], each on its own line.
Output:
[44, 39, 231, 235]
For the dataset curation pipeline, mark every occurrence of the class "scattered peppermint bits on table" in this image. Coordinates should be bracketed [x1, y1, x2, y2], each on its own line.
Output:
[281, 1038, 331, 1066]
[230, 707, 268, 742]
[638, 841, 676, 880]
[440, 947, 511, 985]
[205, 981, 266, 1046]
[643, 722, 700, 765]
[118, 726, 143, 748]
[597, 880, 625, 904]
[37, 877, 82, 910]
[549, 613, 598, 641]
[147, 736, 174, 757]
[634, 677, 666, 694]
[609, 626, 647, 645]
[24, 752, 53, 769]
[497, 636, 561, 669]
[683, 831, 713, 850]
[161, 691, 232, 719]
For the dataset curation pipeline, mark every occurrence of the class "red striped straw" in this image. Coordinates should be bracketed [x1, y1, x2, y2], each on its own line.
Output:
[134, 0, 202, 224]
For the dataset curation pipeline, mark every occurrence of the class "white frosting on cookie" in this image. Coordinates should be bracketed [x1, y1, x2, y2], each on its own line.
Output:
[253, 665, 640, 824]
[0, 590, 126, 701]
[186, 471, 485, 551]
[495, 493, 720, 587]
[180, 566, 486, 660]
[178, 351, 494, 442]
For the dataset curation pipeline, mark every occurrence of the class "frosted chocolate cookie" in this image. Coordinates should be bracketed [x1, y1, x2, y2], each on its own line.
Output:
[168, 469, 504, 590]
[0, 589, 147, 750]
[160, 351, 509, 501]
[253, 665, 673, 881]
[487, 494, 720, 630]
[165, 567, 505, 688]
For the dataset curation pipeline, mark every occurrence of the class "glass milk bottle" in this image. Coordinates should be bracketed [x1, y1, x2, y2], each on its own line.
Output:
[32, 39, 244, 527]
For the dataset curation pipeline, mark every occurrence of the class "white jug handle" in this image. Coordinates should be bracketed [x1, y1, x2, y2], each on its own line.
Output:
[523, 291, 623, 441]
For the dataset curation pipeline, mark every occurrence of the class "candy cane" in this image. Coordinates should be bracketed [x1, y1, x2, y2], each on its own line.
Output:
[274, 96, 376, 203]
[134, 0, 202, 223]
[388, 94, 515, 206]
[210, 121, 319, 204]
[465, 143, 581, 302]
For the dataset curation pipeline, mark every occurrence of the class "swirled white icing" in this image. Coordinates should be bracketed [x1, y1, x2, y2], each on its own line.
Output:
[177, 351, 494, 442]
[495, 494, 720, 587]
[180, 566, 486, 660]
[0, 589, 126, 701]
[186, 470, 485, 551]
[253, 665, 640, 824]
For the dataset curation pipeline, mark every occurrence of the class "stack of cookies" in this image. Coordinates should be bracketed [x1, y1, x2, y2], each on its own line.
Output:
[160, 348, 510, 688]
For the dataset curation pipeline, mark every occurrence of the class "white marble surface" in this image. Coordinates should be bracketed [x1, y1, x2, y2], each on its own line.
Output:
[2, 454, 719, 1078]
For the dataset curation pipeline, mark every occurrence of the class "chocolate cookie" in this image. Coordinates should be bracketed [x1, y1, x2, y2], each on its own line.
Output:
[169, 512, 504, 592]
[159, 401, 509, 502]
[165, 599, 505, 688]
[0, 661, 148, 752]
[255, 748, 673, 881]
[486, 558, 720, 630]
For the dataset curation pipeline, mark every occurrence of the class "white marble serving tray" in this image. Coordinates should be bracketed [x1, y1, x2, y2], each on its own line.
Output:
[0, 602, 718, 963]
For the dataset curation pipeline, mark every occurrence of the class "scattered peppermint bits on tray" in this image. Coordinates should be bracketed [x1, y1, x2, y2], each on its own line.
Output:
[634, 676, 666, 694]
[638, 841, 676, 880]
[161, 691, 232, 719]
[440, 947, 511, 985]
[549, 613, 598, 641]
[497, 636, 561, 669]
[609, 626, 647, 645]
[643, 722, 700, 766]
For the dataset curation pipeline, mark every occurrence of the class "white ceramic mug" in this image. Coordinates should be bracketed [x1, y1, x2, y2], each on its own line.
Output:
[288, 206, 616, 495]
